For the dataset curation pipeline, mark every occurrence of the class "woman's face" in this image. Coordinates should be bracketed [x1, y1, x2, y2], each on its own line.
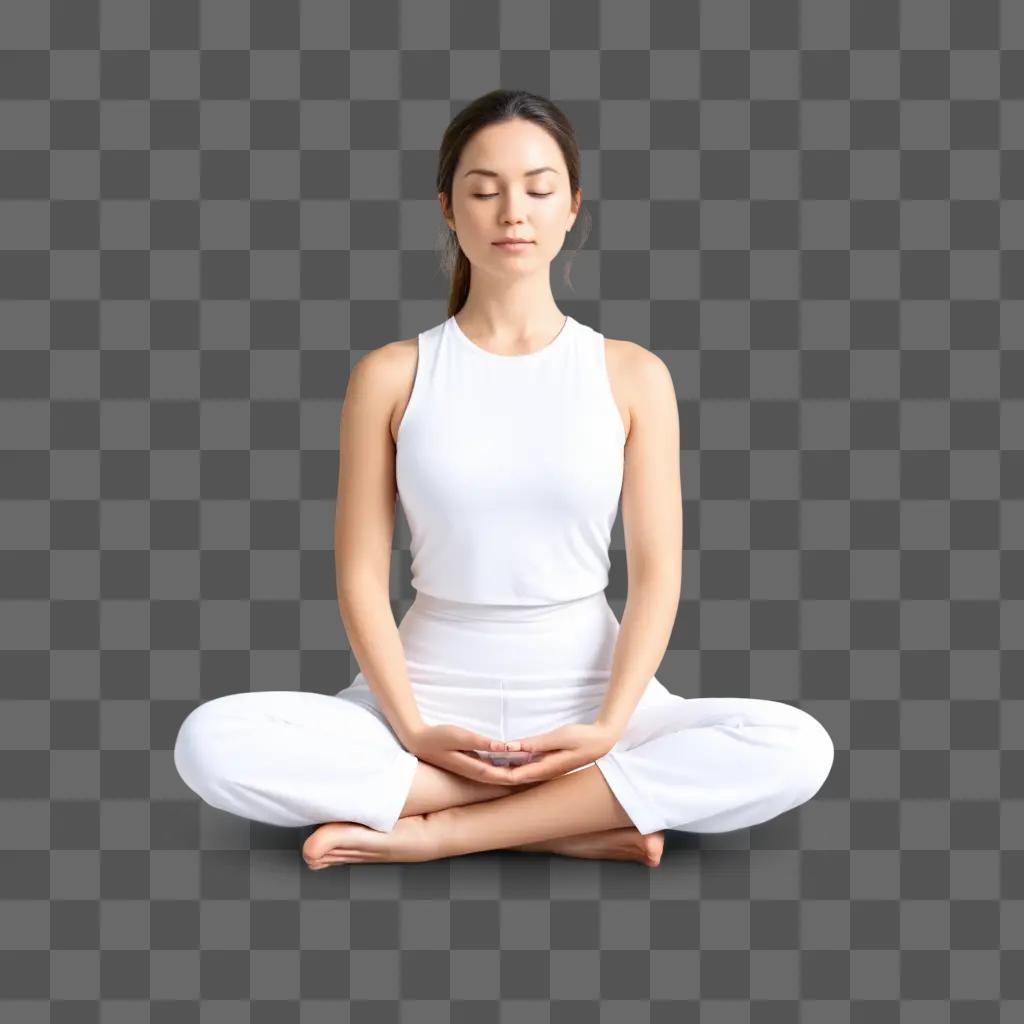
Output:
[441, 118, 579, 275]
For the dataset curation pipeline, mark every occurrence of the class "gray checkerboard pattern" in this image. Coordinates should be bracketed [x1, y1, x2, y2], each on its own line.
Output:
[2, 0, 1021, 1019]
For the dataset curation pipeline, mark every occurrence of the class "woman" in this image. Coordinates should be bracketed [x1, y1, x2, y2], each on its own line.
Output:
[173, 89, 835, 869]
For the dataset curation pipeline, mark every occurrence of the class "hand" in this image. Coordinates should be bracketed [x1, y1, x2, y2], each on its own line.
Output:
[406, 723, 528, 787]
[496, 722, 618, 785]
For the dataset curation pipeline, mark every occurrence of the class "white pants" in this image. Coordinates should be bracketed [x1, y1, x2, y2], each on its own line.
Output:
[173, 590, 835, 835]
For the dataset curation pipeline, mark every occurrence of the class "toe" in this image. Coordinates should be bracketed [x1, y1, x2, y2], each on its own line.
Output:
[641, 832, 665, 866]
[303, 824, 355, 862]
[303, 836, 325, 862]
[304, 830, 339, 863]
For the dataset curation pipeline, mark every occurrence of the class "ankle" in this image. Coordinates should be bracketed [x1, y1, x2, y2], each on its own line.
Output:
[424, 804, 461, 859]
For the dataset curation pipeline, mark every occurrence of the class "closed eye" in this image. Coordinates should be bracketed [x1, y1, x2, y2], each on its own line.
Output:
[473, 193, 553, 198]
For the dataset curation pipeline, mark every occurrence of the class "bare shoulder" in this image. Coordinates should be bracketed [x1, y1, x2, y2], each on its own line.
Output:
[604, 338, 675, 441]
[348, 337, 416, 381]
[343, 339, 418, 444]
[608, 337, 670, 374]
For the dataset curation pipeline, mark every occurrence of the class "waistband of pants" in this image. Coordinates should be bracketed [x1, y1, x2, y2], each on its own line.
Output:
[408, 588, 611, 624]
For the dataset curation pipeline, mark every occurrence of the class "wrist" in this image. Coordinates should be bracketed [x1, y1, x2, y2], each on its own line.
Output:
[592, 716, 623, 747]
[396, 718, 426, 751]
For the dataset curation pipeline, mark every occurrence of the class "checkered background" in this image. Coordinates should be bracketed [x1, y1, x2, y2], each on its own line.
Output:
[1, 0, 1021, 1019]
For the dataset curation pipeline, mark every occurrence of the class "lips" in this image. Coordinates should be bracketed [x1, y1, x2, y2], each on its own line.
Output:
[493, 239, 533, 245]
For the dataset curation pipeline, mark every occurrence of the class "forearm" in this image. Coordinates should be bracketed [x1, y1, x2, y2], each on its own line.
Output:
[595, 575, 680, 735]
[337, 576, 424, 748]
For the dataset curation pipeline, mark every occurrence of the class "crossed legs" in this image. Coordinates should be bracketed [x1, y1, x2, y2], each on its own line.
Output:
[302, 757, 665, 868]
[173, 689, 831, 869]
[301, 694, 836, 868]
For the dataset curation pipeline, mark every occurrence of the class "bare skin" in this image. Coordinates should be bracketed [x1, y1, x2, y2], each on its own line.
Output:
[316, 293, 680, 870]
[318, 177, 681, 871]
[303, 759, 665, 869]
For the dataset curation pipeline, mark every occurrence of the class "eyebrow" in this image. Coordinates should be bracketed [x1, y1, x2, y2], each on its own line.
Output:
[462, 166, 560, 178]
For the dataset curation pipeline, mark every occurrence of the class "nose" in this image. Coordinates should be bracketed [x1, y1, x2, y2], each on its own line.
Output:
[498, 195, 528, 223]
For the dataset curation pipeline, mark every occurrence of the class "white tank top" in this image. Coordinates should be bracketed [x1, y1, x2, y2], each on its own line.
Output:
[395, 313, 625, 605]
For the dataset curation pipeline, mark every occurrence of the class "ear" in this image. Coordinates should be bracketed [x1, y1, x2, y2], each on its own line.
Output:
[438, 192, 454, 230]
[568, 188, 582, 229]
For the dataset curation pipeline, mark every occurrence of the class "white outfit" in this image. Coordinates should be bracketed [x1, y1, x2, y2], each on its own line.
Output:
[174, 314, 835, 835]
[396, 312, 624, 604]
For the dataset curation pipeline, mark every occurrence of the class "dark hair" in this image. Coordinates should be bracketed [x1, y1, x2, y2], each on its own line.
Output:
[435, 89, 592, 318]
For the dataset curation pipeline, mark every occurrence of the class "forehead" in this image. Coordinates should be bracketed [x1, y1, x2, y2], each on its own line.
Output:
[457, 120, 565, 178]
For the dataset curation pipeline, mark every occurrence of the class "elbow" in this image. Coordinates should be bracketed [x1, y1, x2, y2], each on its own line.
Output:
[628, 547, 682, 594]
[627, 567, 681, 607]
[336, 566, 390, 606]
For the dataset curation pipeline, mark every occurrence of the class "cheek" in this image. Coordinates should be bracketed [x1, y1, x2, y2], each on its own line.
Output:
[461, 206, 500, 243]
[538, 201, 573, 235]
[452, 194, 481, 224]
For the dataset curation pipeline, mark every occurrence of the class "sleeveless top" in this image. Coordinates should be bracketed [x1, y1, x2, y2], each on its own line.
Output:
[394, 313, 626, 606]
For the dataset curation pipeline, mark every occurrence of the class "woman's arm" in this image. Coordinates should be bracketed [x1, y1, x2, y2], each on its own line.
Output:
[335, 342, 424, 749]
[595, 343, 683, 735]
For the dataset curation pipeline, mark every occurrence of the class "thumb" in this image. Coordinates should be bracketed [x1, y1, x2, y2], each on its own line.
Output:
[504, 728, 564, 753]
[454, 727, 506, 752]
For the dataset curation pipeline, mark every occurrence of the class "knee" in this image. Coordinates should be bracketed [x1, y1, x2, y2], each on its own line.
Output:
[786, 714, 835, 804]
[173, 699, 231, 800]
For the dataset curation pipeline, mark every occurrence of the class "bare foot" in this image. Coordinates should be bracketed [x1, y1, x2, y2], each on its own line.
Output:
[303, 813, 441, 868]
[507, 827, 665, 866]
[303, 817, 665, 870]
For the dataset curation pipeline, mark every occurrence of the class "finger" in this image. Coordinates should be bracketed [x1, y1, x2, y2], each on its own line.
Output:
[515, 750, 561, 765]
[445, 751, 521, 785]
[506, 755, 563, 780]
[506, 728, 567, 754]
[505, 749, 564, 768]
[500, 762, 559, 785]
[506, 752, 581, 784]
[454, 727, 507, 753]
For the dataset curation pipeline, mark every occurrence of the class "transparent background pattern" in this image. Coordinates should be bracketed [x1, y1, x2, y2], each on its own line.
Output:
[1, 0, 1021, 1020]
